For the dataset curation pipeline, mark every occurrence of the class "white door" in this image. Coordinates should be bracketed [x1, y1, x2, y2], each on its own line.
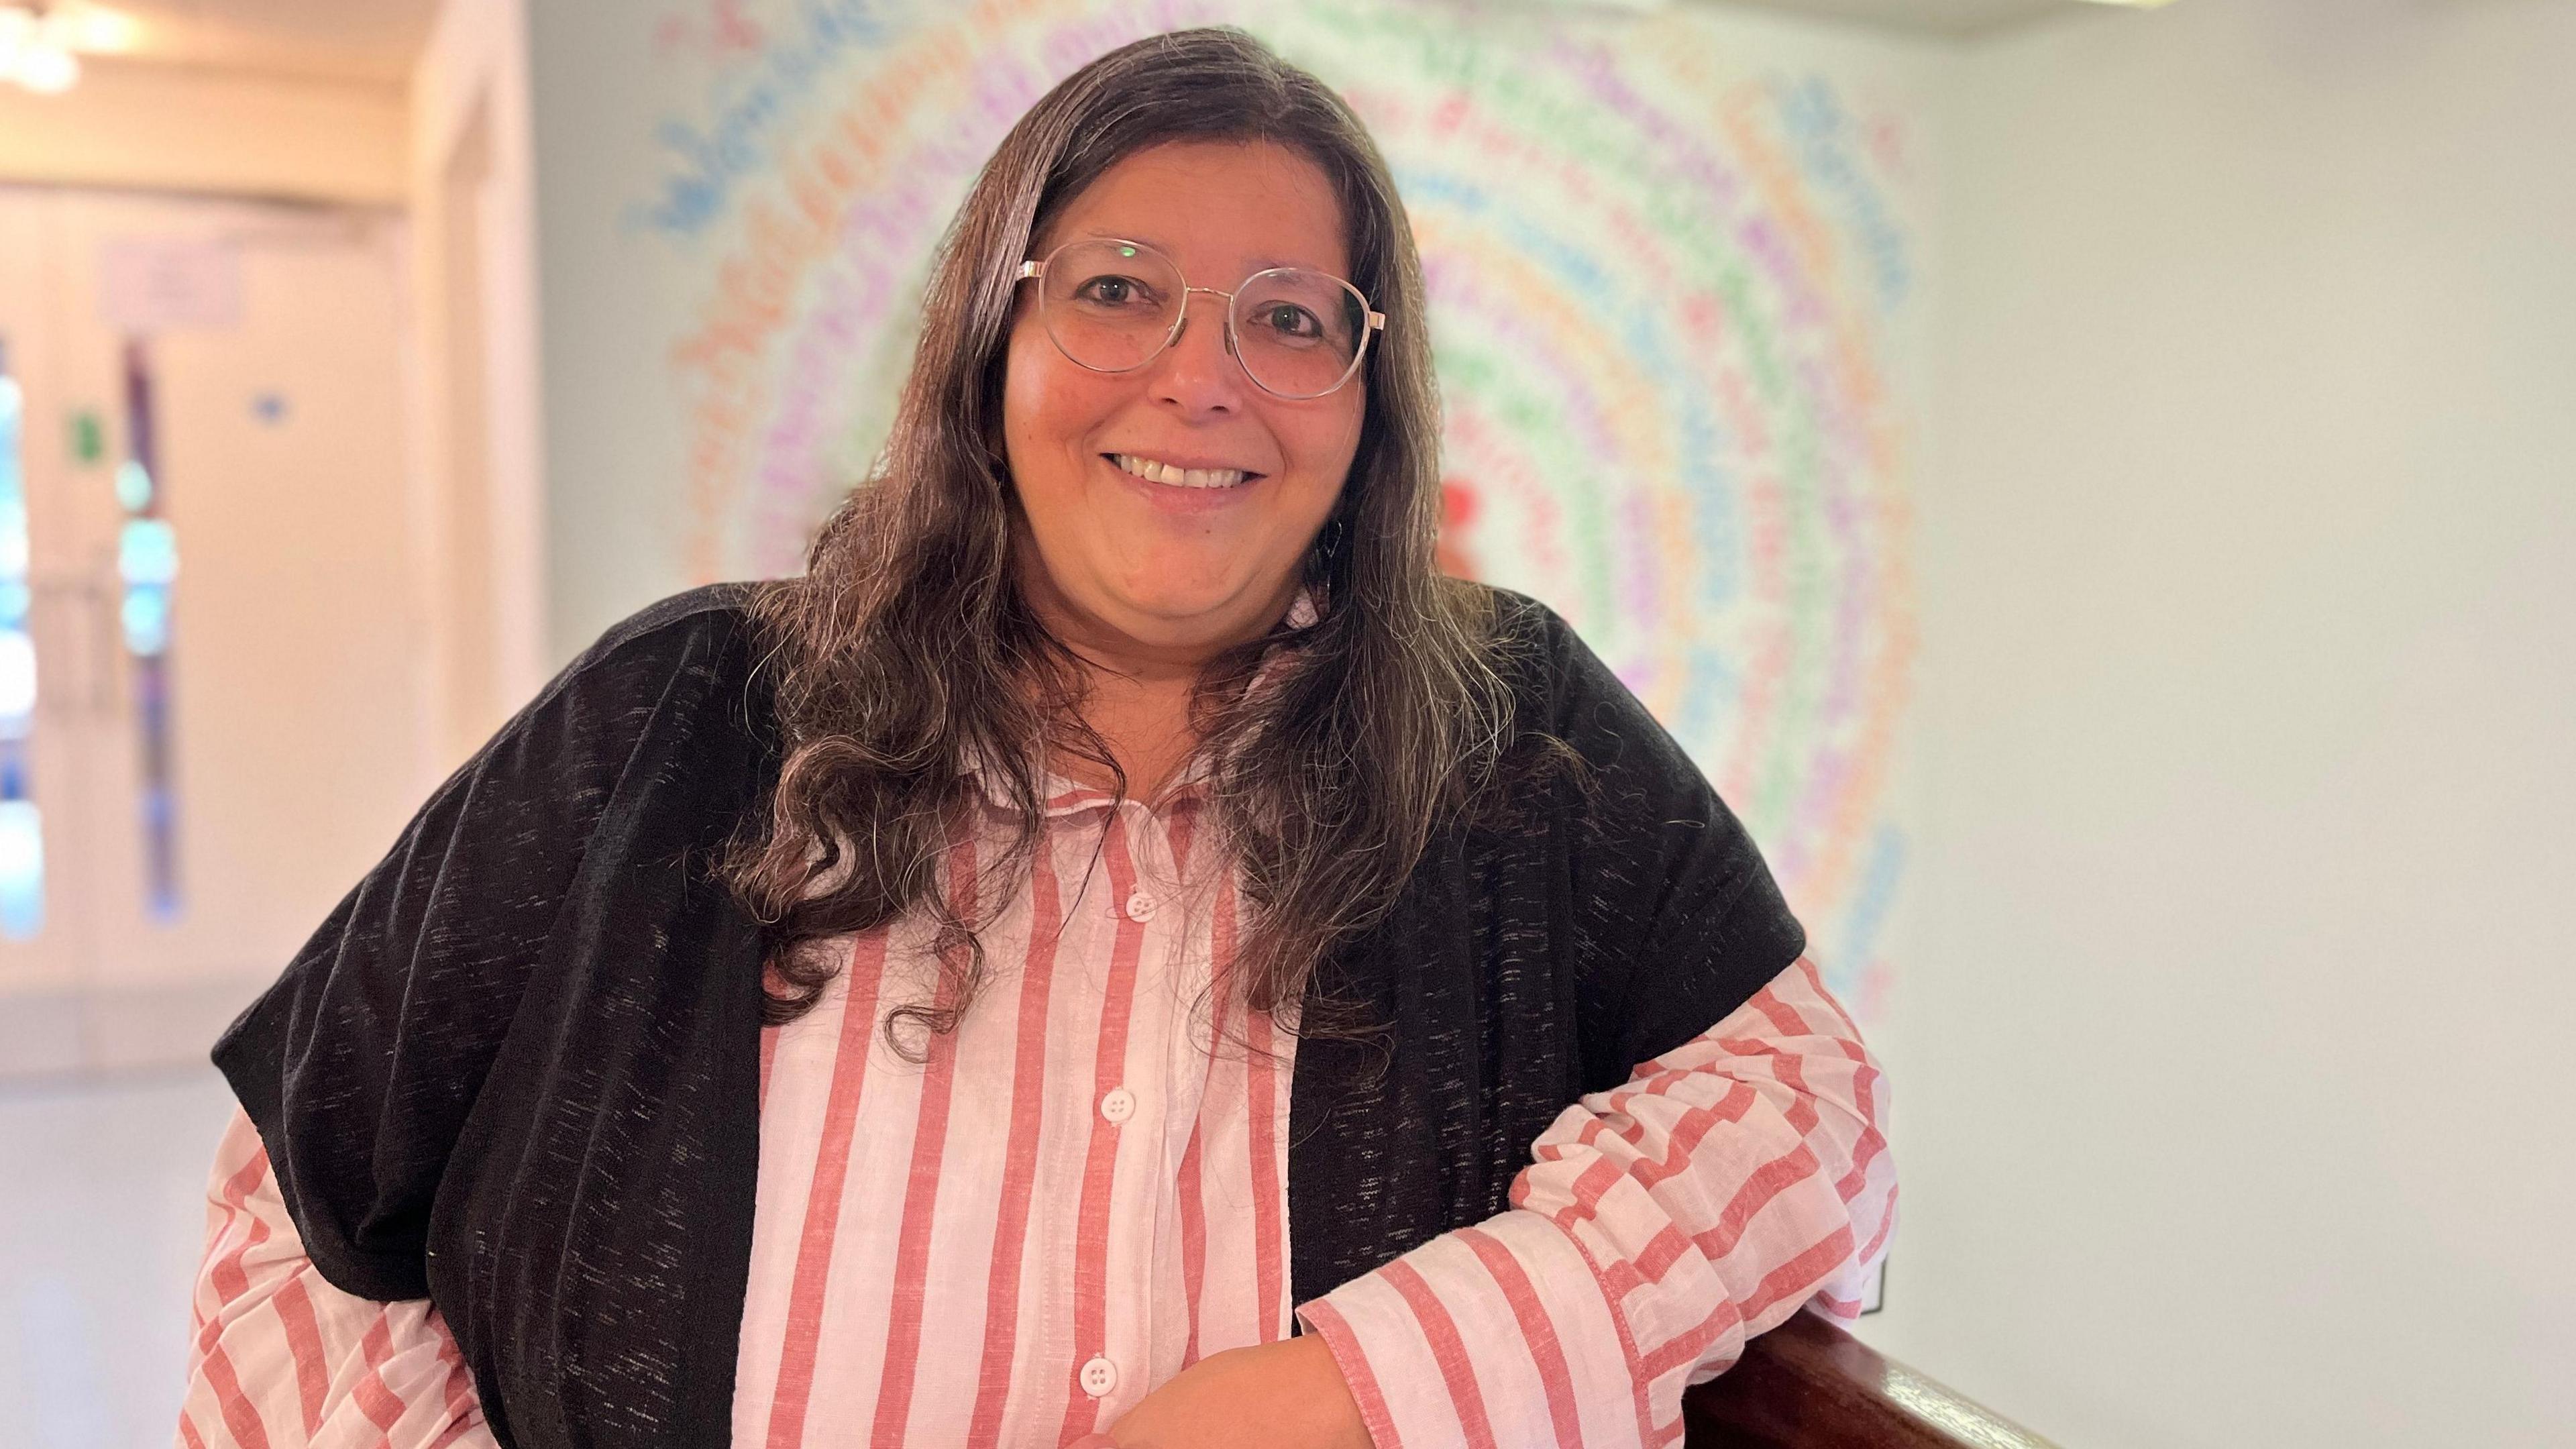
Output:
[0, 189, 93, 1006]
[0, 186, 433, 1073]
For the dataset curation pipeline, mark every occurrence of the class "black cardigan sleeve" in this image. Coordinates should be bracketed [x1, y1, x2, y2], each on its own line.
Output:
[1510, 592, 1809, 1083]
[210, 584, 762, 1303]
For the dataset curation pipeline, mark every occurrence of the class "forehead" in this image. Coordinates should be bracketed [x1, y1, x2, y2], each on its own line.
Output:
[1038, 140, 1350, 279]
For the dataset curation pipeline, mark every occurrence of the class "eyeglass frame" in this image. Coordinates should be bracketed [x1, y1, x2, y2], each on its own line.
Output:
[1014, 236, 1388, 400]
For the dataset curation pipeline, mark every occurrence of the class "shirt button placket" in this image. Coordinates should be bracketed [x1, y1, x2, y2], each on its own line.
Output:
[1093, 804, 1159, 1418]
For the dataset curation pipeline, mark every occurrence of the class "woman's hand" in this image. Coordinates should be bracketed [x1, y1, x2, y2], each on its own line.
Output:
[1098, 1334, 1373, 1449]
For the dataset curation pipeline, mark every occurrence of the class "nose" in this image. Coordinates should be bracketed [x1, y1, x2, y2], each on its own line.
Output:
[1148, 290, 1248, 417]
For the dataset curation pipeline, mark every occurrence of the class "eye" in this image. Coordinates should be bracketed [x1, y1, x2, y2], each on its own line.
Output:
[1072, 273, 1157, 308]
[1255, 302, 1325, 340]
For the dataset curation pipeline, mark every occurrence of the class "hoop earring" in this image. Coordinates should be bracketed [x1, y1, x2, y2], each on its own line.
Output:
[1316, 516, 1346, 560]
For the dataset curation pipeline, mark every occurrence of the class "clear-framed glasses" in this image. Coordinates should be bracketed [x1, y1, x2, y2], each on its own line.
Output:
[1016, 236, 1387, 400]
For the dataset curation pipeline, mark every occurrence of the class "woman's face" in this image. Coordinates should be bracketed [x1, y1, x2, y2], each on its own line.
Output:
[1003, 140, 1364, 661]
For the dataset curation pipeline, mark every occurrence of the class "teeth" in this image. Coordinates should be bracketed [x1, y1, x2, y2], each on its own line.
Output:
[1113, 454, 1252, 489]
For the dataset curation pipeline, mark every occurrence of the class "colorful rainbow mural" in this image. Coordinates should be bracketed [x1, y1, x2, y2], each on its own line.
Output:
[634, 0, 1919, 1020]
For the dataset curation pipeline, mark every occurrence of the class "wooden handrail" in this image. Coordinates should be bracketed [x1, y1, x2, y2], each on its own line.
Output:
[1681, 1311, 2059, 1448]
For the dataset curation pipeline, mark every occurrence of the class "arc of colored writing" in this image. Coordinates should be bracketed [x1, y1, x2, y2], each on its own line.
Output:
[637, 0, 1917, 1014]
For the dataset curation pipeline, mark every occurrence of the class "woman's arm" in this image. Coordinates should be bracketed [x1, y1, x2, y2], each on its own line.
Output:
[1295, 955, 1894, 1449]
[178, 1110, 494, 1449]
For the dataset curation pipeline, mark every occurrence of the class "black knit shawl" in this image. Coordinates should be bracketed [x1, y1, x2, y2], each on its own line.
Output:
[213, 582, 1804, 1449]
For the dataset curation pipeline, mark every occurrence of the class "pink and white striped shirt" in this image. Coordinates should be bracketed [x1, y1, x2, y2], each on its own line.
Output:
[181, 765, 1894, 1449]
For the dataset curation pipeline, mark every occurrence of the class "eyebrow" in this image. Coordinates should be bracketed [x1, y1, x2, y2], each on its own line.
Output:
[1079, 230, 1334, 277]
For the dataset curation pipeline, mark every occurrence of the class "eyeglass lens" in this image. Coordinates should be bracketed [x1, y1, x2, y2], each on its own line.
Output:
[1038, 239, 1368, 398]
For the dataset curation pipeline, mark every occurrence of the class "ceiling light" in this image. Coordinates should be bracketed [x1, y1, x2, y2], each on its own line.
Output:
[0, 3, 140, 93]
[7, 38, 76, 93]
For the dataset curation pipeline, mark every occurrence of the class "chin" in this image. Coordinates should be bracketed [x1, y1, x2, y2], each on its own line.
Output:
[1108, 576, 1265, 631]
[1116, 591, 1242, 632]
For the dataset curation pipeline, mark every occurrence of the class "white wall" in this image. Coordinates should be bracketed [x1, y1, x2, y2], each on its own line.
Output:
[1852, 1, 2576, 1444]
[410, 0, 549, 769]
[524, 0, 698, 665]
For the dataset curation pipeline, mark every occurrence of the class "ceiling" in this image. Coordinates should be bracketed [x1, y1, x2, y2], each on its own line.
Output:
[1699, 0, 2099, 36]
[64, 0, 440, 83]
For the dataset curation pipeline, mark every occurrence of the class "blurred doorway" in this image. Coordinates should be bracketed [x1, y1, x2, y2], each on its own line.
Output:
[0, 186, 429, 1078]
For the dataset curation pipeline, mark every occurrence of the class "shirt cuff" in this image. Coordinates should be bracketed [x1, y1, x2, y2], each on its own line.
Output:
[1295, 1208, 1648, 1449]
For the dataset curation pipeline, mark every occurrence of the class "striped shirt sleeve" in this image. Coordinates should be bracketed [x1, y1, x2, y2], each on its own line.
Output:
[1295, 955, 1896, 1449]
[178, 1108, 494, 1449]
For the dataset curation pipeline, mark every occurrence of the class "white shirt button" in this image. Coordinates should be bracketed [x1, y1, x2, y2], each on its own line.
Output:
[1080, 1354, 1119, 1398]
[1124, 890, 1157, 922]
[1100, 1087, 1136, 1124]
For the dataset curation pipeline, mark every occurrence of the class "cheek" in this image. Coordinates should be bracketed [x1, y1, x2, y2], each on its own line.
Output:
[1003, 329, 1101, 499]
[1289, 393, 1366, 512]
[1002, 324, 1060, 450]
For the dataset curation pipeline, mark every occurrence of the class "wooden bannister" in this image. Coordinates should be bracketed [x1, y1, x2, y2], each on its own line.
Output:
[1681, 1311, 2058, 1448]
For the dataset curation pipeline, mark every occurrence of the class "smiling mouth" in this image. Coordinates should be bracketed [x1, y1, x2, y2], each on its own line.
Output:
[1106, 453, 1261, 489]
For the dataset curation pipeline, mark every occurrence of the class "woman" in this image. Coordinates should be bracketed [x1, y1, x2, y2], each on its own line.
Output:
[183, 27, 1892, 1449]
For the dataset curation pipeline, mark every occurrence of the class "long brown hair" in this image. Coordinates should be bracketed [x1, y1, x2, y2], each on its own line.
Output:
[721, 26, 1519, 1047]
